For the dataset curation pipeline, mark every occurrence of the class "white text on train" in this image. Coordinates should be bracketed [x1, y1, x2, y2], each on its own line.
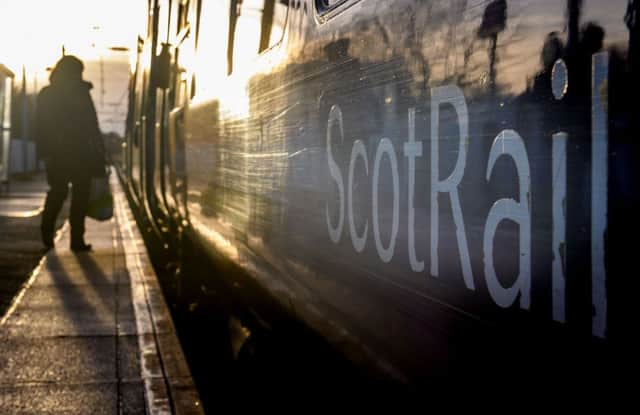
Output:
[325, 54, 609, 338]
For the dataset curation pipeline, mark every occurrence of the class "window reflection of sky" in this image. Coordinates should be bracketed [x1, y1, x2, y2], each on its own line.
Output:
[420, 0, 631, 96]
[504, 0, 629, 95]
[191, 0, 288, 119]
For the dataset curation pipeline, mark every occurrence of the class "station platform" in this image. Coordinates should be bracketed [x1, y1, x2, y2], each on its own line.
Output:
[0, 173, 204, 414]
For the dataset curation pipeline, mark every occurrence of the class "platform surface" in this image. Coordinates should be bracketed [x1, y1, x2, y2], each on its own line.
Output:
[0, 174, 203, 414]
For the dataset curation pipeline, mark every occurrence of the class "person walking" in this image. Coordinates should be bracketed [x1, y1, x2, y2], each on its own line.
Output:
[35, 55, 106, 251]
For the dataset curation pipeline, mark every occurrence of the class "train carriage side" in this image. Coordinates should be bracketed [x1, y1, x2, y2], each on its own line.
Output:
[138, 0, 637, 383]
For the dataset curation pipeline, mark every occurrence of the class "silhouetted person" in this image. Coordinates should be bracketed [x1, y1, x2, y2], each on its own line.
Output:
[35, 55, 105, 251]
[532, 32, 564, 100]
[581, 22, 605, 56]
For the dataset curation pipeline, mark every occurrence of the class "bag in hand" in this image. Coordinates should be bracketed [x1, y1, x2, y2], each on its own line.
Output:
[87, 169, 114, 221]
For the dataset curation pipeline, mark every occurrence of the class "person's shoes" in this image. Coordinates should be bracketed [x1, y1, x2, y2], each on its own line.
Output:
[71, 243, 92, 252]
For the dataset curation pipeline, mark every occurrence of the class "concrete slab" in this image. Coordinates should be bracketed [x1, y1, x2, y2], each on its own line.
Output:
[1, 307, 116, 338]
[120, 380, 147, 415]
[118, 335, 143, 381]
[42, 253, 127, 276]
[34, 267, 129, 286]
[0, 382, 117, 415]
[17, 285, 117, 311]
[0, 336, 115, 383]
[2, 283, 117, 338]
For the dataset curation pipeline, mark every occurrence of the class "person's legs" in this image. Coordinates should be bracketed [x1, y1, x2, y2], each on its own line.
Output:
[41, 167, 69, 248]
[69, 176, 92, 250]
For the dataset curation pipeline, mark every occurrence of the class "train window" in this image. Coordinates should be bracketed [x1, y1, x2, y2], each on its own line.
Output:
[228, 0, 288, 74]
[263, 0, 289, 52]
[317, 0, 343, 7]
[315, 0, 347, 14]
[177, 0, 190, 34]
[192, 1, 229, 99]
[156, 0, 170, 44]
[315, 0, 360, 18]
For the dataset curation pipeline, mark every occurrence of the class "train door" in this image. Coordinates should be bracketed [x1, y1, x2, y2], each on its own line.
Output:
[228, 0, 290, 244]
[181, 0, 229, 226]
[181, 0, 289, 236]
[142, 64, 159, 225]
[138, 0, 167, 235]
[164, 0, 197, 223]
[150, 0, 173, 228]
[128, 38, 148, 202]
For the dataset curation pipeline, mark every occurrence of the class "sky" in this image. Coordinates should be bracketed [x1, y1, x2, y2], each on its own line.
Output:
[0, 0, 147, 135]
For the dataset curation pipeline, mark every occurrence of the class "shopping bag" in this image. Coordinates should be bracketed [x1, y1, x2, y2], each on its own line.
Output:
[87, 172, 113, 221]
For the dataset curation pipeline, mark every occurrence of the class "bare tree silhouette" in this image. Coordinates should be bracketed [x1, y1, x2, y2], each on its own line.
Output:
[626, 0, 640, 72]
[477, 0, 507, 94]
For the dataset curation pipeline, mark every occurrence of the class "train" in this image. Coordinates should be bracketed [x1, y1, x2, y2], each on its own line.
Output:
[120, 0, 638, 386]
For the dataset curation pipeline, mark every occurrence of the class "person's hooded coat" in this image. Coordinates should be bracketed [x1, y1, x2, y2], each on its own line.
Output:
[35, 55, 105, 178]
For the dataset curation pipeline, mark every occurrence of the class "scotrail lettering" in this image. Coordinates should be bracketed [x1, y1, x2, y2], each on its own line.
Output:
[325, 54, 609, 338]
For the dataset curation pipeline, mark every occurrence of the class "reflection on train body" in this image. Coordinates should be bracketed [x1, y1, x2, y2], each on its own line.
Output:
[123, 0, 638, 383]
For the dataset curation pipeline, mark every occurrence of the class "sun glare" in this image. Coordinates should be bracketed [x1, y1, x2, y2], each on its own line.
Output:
[0, 0, 145, 84]
[0, 0, 146, 134]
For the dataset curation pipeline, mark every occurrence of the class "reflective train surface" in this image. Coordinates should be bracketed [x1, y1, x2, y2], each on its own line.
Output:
[122, 0, 638, 385]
